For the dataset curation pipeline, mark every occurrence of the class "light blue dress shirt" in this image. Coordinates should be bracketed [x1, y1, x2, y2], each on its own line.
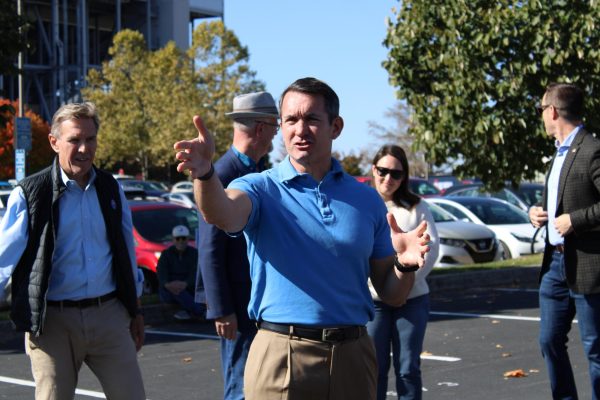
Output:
[547, 126, 582, 245]
[0, 168, 143, 301]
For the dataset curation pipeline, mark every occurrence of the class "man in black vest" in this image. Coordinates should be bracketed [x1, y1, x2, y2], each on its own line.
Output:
[0, 102, 146, 399]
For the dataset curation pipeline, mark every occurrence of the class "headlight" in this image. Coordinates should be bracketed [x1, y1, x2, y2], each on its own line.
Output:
[154, 252, 162, 259]
[511, 233, 532, 242]
[440, 238, 464, 247]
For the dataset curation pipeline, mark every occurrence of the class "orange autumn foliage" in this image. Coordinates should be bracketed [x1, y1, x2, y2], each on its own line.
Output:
[0, 99, 54, 180]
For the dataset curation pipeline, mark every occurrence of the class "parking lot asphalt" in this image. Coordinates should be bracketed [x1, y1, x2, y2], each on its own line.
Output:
[1, 265, 592, 399]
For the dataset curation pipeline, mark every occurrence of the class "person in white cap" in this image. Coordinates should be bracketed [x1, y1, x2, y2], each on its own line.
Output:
[157, 225, 205, 320]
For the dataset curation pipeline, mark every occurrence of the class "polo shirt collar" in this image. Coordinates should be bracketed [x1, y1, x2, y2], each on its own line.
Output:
[277, 156, 344, 183]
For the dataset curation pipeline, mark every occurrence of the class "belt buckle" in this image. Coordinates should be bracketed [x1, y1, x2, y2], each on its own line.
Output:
[322, 328, 344, 343]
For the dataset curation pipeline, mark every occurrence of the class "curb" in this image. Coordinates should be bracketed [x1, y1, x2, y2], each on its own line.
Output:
[427, 265, 539, 292]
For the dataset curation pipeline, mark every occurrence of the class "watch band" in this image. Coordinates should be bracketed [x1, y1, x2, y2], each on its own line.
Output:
[195, 163, 215, 181]
[394, 254, 419, 273]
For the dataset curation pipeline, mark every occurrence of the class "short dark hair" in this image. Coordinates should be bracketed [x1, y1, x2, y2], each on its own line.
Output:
[279, 77, 339, 123]
[544, 83, 584, 122]
[372, 144, 421, 209]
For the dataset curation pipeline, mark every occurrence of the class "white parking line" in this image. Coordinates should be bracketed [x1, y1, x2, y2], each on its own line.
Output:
[0, 376, 107, 398]
[431, 311, 541, 321]
[421, 354, 461, 362]
[431, 310, 578, 323]
[145, 329, 219, 340]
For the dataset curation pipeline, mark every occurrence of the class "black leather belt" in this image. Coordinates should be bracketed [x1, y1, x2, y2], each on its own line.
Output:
[47, 291, 117, 308]
[555, 244, 565, 253]
[257, 320, 366, 343]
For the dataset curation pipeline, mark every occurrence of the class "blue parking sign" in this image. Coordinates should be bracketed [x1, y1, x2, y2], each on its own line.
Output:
[15, 149, 25, 182]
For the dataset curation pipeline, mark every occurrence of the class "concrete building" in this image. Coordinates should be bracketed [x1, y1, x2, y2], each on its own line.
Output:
[2, 0, 223, 122]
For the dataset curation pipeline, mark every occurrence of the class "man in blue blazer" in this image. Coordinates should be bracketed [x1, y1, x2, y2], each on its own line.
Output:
[530, 83, 600, 399]
[197, 91, 278, 400]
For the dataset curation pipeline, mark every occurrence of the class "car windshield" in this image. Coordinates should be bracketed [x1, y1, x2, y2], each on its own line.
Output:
[458, 199, 529, 225]
[425, 202, 456, 222]
[409, 180, 440, 196]
[132, 207, 199, 243]
[518, 185, 544, 206]
[121, 180, 165, 192]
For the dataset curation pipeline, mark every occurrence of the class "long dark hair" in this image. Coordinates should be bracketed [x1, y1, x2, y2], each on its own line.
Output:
[372, 144, 420, 209]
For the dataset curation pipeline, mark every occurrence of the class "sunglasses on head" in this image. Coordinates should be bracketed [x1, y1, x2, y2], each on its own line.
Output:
[174, 236, 188, 241]
[375, 166, 404, 180]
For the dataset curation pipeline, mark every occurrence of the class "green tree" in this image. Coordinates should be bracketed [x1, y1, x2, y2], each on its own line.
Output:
[189, 20, 265, 156]
[83, 30, 200, 178]
[0, 0, 29, 77]
[384, 0, 600, 189]
[334, 151, 368, 176]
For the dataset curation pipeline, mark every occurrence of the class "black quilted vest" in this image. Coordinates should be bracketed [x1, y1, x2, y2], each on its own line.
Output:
[10, 158, 138, 334]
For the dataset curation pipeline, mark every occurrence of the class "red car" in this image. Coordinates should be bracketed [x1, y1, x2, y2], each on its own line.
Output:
[129, 200, 199, 294]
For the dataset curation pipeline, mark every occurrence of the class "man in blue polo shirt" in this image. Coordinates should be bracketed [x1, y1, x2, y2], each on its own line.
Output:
[174, 77, 429, 400]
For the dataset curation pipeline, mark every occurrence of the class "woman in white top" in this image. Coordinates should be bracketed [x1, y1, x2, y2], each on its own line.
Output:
[367, 144, 439, 400]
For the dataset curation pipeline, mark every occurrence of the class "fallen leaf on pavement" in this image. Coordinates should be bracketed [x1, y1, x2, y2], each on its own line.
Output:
[503, 369, 528, 378]
[182, 357, 192, 363]
[502, 353, 511, 358]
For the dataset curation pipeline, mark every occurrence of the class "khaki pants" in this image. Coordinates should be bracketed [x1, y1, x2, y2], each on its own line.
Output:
[25, 298, 145, 400]
[244, 328, 377, 400]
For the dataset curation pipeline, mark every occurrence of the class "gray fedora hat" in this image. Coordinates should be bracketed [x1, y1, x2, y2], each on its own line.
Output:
[225, 91, 279, 119]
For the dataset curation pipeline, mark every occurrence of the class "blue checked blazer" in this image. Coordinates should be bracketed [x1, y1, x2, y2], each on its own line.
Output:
[540, 129, 600, 294]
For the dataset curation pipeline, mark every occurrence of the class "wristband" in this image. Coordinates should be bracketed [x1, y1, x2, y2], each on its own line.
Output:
[394, 255, 419, 273]
[195, 163, 215, 181]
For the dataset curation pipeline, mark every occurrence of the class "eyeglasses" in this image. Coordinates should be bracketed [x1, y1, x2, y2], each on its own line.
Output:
[536, 104, 565, 115]
[536, 104, 551, 115]
[174, 237, 188, 241]
[256, 120, 279, 131]
[375, 166, 405, 180]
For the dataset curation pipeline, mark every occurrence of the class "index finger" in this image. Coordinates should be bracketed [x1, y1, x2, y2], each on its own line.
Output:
[193, 115, 209, 140]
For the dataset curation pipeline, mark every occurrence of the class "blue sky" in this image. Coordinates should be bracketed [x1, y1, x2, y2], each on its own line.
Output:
[221, 0, 399, 156]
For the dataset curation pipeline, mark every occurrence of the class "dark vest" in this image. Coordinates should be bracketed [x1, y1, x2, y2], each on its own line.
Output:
[10, 158, 138, 334]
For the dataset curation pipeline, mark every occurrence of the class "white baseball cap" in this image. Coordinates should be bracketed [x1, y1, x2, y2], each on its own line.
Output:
[172, 225, 190, 238]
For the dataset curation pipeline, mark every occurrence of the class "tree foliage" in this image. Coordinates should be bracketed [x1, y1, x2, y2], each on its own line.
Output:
[384, 0, 600, 189]
[0, 99, 53, 179]
[188, 20, 265, 155]
[0, 0, 29, 77]
[333, 151, 368, 176]
[83, 30, 200, 178]
[83, 22, 264, 179]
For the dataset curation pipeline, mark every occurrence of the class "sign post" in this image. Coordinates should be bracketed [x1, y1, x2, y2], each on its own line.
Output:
[15, 116, 31, 182]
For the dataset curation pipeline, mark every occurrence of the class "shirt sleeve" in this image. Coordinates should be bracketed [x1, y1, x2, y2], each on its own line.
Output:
[119, 185, 144, 297]
[0, 187, 29, 302]
[226, 175, 260, 233]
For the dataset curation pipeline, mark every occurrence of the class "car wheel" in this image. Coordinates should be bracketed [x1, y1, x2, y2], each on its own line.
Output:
[140, 267, 158, 295]
[500, 241, 512, 260]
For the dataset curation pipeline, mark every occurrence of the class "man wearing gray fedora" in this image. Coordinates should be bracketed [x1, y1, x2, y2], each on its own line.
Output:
[197, 91, 278, 400]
